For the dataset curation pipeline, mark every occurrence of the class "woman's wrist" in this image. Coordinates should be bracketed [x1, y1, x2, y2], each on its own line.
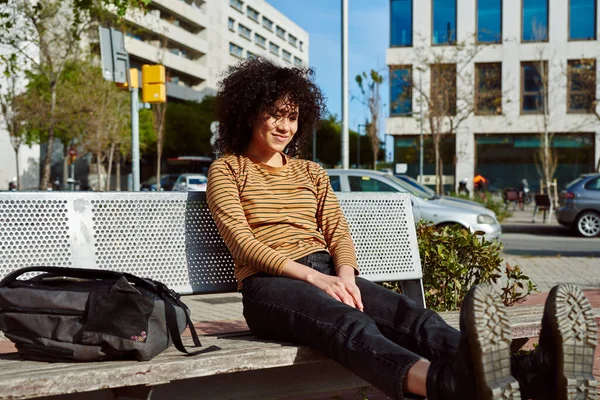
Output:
[336, 264, 356, 280]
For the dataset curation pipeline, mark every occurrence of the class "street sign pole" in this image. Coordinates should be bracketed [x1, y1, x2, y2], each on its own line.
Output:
[131, 86, 140, 191]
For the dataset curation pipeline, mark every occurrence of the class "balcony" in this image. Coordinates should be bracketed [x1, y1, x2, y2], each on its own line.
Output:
[150, 0, 207, 31]
[125, 37, 207, 82]
[124, 7, 207, 56]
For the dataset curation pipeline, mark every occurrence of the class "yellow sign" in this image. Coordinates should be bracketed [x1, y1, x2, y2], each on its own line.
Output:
[141, 64, 166, 103]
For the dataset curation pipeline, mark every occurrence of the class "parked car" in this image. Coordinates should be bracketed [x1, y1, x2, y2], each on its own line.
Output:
[394, 174, 487, 209]
[141, 174, 180, 191]
[172, 174, 208, 192]
[326, 169, 502, 241]
[556, 173, 600, 237]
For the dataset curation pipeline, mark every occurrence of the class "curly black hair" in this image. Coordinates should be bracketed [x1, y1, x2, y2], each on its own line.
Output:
[215, 57, 326, 157]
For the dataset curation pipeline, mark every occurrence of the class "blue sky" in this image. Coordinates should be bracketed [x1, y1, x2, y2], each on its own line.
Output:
[266, 0, 390, 134]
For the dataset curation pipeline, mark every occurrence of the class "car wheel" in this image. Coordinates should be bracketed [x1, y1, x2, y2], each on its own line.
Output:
[575, 211, 600, 237]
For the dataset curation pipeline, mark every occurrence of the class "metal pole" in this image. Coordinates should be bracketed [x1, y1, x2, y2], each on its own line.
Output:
[419, 70, 424, 183]
[357, 126, 360, 167]
[341, 0, 349, 169]
[131, 87, 140, 191]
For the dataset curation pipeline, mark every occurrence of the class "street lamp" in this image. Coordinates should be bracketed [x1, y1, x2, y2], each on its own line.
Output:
[415, 66, 425, 183]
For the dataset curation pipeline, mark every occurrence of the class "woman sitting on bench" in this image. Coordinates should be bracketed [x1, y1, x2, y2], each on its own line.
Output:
[206, 58, 597, 400]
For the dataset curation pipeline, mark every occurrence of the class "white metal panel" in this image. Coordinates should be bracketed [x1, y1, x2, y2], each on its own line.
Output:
[0, 192, 422, 295]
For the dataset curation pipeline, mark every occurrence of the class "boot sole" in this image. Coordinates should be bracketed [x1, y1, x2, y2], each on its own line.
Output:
[548, 284, 598, 400]
[463, 284, 521, 399]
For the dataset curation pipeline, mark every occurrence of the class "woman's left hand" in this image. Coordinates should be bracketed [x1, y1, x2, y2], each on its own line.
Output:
[337, 265, 363, 312]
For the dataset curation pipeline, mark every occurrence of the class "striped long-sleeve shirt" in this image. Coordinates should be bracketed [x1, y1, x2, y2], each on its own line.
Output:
[206, 153, 359, 289]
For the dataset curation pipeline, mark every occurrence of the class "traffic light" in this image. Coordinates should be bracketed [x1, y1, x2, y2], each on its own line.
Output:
[142, 64, 166, 103]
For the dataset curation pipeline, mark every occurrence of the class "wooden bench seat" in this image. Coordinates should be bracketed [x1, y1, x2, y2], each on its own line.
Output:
[1, 306, 598, 400]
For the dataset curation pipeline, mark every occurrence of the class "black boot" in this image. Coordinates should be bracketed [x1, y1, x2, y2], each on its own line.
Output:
[511, 284, 598, 400]
[426, 284, 521, 399]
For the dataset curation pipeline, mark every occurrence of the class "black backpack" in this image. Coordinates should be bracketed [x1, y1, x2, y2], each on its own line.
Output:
[0, 267, 205, 361]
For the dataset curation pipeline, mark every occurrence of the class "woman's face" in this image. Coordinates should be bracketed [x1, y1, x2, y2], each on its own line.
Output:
[249, 100, 299, 156]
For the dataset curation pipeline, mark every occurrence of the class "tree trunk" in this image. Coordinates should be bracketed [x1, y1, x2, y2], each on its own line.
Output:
[62, 143, 69, 189]
[155, 103, 167, 190]
[434, 135, 442, 195]
[15, 148, 20, 190]
[105, 141, 116, 191]
[40, 82, 57, 190]
[115, 148, 121, 191]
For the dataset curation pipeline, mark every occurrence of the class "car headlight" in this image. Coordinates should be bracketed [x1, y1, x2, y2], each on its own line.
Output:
[477, 214, 496, 224]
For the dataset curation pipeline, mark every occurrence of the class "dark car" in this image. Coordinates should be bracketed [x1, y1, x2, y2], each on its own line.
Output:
[556, 173, 600, 237]
[141, 174, 180, 192]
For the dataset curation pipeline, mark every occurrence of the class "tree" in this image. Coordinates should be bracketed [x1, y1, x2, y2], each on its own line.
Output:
[355, 70, 384, 170]
[391, 37, 483, 194]
[0, 0, 147, 189]
[0, 75, 28, 190]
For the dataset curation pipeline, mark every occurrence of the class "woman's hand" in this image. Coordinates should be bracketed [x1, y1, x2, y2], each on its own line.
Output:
[280, 260, 363, 311]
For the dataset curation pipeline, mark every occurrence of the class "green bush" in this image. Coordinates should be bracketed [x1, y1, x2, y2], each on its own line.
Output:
[382, 222, 537, 312]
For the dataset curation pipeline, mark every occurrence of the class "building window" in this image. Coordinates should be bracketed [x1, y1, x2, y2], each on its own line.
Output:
[262, 16, 273, 31]
[390, 0, 412, 47]
[269, 42, 279, 56]
[238, 23, 251, 40]
[390, 66, 412, 116]
[230, 0, 243, 13]
[522, 0, 548, 42]
[432, 0, 457, 45]
[282, 49, 292, 63]
[477, 0, 502, 43]
[247, 6, 259, 22]
[570, 0, 597, 40]
[229, 42, 243, 58]
[288, 34, 298, 47]
[431, 64, 457, 115]
[228, 18, 235, 32]
[299, 41, 304, 51]
[247, 50, 256, 59]
[475, 63, 502, 115]
[294, 57, 303, 67]
[568, 59, 596, 113]
[521, 61, 547, 114]
[276, 26, 286, 39]
[255, 33, 266, 48]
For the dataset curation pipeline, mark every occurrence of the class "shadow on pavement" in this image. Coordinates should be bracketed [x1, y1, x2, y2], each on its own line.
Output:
[501, 223, 573, 236]
[503, 249, 600, 257]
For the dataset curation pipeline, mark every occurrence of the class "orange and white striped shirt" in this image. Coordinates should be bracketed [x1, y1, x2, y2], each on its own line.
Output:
[206, 153, 359, 289]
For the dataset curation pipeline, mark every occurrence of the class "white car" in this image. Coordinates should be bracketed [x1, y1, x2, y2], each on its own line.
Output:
[326, 169, 502, 242]
[172, 174, 208, 192]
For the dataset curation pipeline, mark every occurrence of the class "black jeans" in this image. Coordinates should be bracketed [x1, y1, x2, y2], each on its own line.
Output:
[241, 251, 461, 400]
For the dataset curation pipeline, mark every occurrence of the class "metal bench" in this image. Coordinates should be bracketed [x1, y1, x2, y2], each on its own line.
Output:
[0, 191, 425, 399]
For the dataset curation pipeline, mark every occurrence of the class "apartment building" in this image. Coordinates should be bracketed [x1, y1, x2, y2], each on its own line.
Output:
[123, 0, 309, 101]
[386, 0, 600, 192]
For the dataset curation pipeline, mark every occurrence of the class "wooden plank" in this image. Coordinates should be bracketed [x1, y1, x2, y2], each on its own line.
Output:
[1, 307, 598, 400]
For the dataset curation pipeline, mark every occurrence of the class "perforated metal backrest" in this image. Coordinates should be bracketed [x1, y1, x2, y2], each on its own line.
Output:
[0, 192, 421, 295]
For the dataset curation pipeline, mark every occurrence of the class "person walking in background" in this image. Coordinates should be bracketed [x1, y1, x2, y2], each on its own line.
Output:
[474, 173, 488, 202]
[205, 57, 597, 400]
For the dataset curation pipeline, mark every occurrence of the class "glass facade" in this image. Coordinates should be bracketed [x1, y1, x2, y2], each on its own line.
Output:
[522, 0, 548, 41]
[390, 66, 413, 116]
[392, 135, 456, 192]
[476, 133, 595, 191]
[568, 60, 596, 113]
[475, 63, 502, 115]
[521, 62, 546, 114]
[477, 0, 502, 43]
[432, 0, 457, 45]
[431, 64, 457, 115]
[390, 0, 412, 46]
[570, 0, 597, 40]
